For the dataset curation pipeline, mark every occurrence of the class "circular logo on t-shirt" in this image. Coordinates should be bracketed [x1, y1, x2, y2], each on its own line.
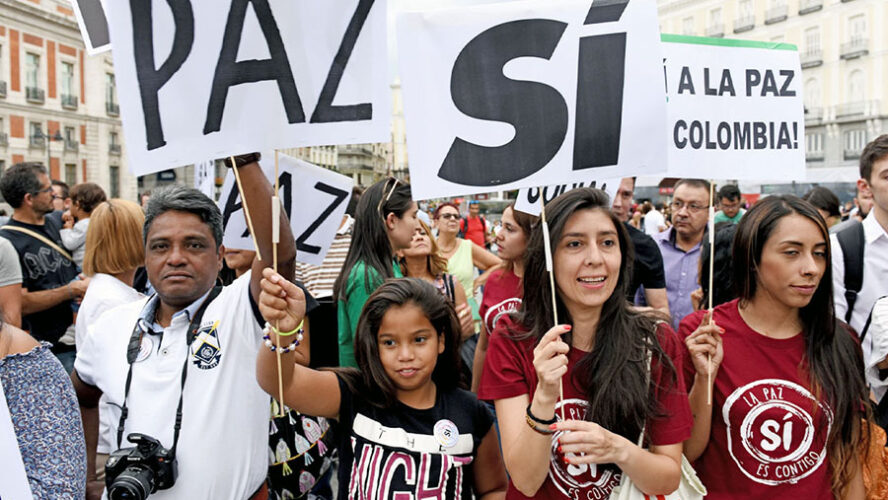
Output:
[484, 298, 521, 333]
[722, 379, 832, 486]
[434, 419, 459, 449]
[548, 398, 620, 500]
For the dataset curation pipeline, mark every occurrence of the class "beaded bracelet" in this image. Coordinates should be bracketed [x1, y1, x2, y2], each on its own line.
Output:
[262, 323, 304, 353]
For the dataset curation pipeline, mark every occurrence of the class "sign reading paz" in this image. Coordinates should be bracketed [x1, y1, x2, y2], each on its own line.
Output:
[219, 153, 353, 266]
[397, 0, 667, 200]
[663, 36, 805, 181]
[108, 0, 390, 176]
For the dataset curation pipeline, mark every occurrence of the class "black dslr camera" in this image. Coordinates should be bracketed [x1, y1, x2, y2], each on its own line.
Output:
[105, 433, 178, 500]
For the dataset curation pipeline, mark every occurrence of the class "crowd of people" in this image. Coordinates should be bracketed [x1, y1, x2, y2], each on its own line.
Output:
[1, 134, 888, 500]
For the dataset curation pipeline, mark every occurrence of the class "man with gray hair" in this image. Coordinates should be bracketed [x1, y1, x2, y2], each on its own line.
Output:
[72, 153, 295, 500]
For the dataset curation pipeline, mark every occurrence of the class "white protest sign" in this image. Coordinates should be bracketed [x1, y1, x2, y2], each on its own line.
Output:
[397, 0, 667, 200]
[107, 0, 390, 176]
[194, 160, 216, 199]
[219, 154, 353, 266]
[0, 381, 34, 500]
[514, 177, 621, 216]
[663, 35, 805, 180]
[70, 0, 110, 55]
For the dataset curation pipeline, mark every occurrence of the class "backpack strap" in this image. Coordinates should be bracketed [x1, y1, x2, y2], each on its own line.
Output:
[0, 225, 74, 262]
[445, 274, 456, 303]
[836, 220, 865, 324]
[860, 295, 888, 343]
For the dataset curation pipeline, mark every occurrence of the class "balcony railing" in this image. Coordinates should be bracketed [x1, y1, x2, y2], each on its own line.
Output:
[26, 87, 45, 104]
[61, 94, 78, 110]
[835, 100, 881, 118]
[0, 133, 8, 147]
[0, 81, 7, 98]
[806, 149, 824, 161]
[845, 149, 862, 160]
[799, 0, 823, 14]
[706, 23, 724, 38]
[765, 5, 788, 25]
[109, 143, 121, 155]
[29, 135, 45, 148]
[106, 102, 119, 116]
[65, 139, 78, 152]
[734, 15, 755, 33]
[800, 49, 823, 68]
[841, 38, 868, 59]
[805, 107, 823, 123]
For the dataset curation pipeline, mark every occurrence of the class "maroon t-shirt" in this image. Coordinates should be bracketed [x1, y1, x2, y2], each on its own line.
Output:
[478, 318, 692, 500]
[479, 269, 522, 335]
[679, 300, 835, 500]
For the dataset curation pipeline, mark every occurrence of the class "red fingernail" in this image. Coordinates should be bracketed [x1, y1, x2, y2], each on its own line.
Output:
[564, 325, 572, 331]
[563, 457, 570, 464]
[549, 423, 557, 430]
[557, 445, 562, 454]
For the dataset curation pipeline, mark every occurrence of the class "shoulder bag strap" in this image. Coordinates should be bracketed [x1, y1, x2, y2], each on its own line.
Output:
[836, 221, 865, 324]
[0, 225, 74, 262]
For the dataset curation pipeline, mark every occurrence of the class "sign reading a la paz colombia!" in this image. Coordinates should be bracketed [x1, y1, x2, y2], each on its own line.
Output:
[106, 0, 389, 176]
[663, 35, 805, 181]
[397, 0, 667, 200]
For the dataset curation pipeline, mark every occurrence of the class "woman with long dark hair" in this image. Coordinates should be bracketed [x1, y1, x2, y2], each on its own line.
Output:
[333, 177, 417, 367]
[478, 188, 692, 498]
[681, 195, 871, 499]
[472, 203, 537, 392]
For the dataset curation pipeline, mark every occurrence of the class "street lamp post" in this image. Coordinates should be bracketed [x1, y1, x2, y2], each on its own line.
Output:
[36, 128, 64, 176]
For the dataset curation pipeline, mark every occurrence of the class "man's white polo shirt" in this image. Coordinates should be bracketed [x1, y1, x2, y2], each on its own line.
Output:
[74, 272, 268, 500]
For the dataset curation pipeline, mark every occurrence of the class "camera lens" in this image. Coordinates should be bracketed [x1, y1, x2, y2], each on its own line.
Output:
[108, 466, 155, 500]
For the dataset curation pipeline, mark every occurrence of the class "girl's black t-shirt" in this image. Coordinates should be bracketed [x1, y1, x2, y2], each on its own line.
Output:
[335, 376, 494, 499]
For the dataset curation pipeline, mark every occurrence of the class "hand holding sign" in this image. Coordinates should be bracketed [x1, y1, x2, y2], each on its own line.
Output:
[219, 153, 353, 266]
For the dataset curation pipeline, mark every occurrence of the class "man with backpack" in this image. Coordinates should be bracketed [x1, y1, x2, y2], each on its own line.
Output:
[459, 200, 489, 249]
[830, 134, 888, 428]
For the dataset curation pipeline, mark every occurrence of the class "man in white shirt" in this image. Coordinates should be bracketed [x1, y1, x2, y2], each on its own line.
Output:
[831, 135, 888, 398]
[71, 153, 294, 500]
[642, 201, 666, 235]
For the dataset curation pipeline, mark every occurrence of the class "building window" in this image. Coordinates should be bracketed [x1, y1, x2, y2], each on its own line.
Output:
[844, 129, 867, 158]
[739, 0, 753, 16]
[805, 27, 821, 53]
[805, 133, 822, 154]
[804, 78, 821, 109]
[109, 166, 120, 198]
[61, 62, 75, 108]
[26, 53, 40, 89]
[65, 163, 76, 186]
[847, 69, 865, 103]
[64, 126, 75, 143]
[682, 16, 694, 35]
[849, 14, 866, 42]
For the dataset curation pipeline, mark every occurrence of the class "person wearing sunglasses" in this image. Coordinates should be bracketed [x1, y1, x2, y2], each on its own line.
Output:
[333, 177, 418, 368]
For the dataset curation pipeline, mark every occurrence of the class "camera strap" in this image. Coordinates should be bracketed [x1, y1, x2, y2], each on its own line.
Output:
[116, 286, 223, 453]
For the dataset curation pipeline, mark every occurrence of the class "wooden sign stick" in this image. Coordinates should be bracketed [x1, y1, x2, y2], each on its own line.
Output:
[230, 156, 262, 262]
[540, 196, 565, 422]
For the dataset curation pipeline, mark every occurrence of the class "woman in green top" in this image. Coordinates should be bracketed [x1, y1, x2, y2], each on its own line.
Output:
[333, 177, 418, 367]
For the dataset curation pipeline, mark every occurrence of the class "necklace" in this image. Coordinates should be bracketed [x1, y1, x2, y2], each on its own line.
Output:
[438, 238, 458, 255]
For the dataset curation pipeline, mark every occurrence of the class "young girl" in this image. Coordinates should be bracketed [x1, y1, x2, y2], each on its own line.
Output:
[333, 177, 417, 368]
[472, 203, 537, 392]
[478, 188, 692, 499]
[682, 195, 871, 499]
[257, 272, 508, 499]
[399, 219, 474, 338]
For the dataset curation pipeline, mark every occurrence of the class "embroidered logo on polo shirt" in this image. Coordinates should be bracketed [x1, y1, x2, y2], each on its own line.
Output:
[722, 379, 833, 486]
[191, 320, 222, 370]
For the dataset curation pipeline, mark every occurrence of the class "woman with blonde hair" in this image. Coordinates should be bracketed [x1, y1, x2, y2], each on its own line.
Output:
[399, 218, 474, 336]
[74, 199, 146, 492]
